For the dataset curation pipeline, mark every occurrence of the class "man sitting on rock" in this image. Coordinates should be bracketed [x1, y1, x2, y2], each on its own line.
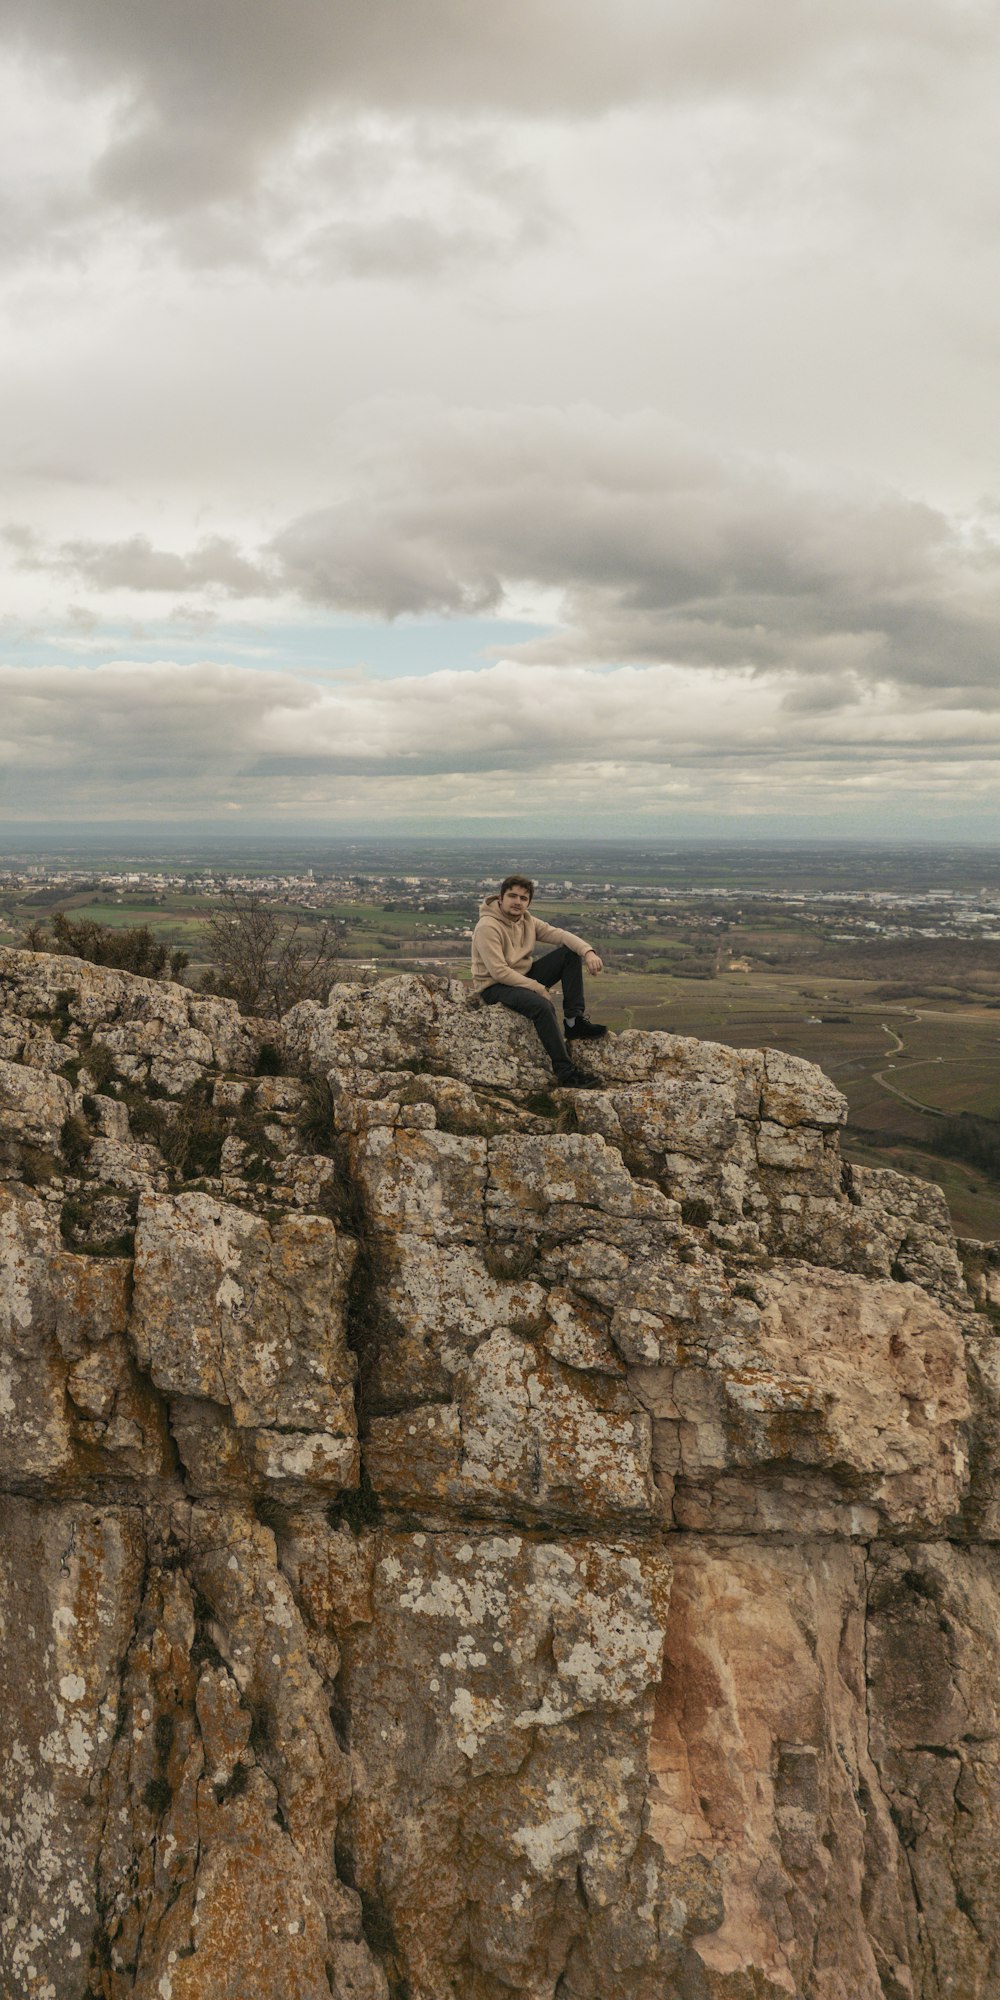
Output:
[471, 874, 607, 1089]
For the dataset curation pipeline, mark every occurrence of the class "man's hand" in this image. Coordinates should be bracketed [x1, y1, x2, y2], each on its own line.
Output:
[584, 951, 603, 974]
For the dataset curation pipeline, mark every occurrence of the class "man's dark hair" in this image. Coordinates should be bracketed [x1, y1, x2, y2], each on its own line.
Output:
[500, 874, 535, 901]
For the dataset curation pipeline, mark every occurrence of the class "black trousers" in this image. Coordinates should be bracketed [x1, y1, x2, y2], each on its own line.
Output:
[481, 945, 586, 1079]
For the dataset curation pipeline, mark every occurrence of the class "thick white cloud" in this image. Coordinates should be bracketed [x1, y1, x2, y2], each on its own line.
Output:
[16, 406, 1000, 698]
[270, 406, 1000, 690]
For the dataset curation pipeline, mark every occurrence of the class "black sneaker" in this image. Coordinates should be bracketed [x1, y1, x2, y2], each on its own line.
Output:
[565, 1016, 608, 1040]
[555, 1065, 602, 1090]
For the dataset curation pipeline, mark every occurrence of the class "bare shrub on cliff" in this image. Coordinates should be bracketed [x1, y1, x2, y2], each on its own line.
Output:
[200, 891, 339, 1018]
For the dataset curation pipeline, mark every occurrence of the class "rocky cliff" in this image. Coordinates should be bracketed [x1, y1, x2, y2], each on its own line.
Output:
[1, 946, 998, 2000]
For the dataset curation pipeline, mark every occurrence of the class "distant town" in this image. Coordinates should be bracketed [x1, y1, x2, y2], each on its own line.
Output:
[4, 853, 1000, 949]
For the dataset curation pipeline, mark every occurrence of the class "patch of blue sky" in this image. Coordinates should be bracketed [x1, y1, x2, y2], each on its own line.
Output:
[1, 614, 552, 678]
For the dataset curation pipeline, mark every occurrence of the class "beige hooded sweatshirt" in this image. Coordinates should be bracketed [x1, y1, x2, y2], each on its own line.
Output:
[470, 896, 593, 998]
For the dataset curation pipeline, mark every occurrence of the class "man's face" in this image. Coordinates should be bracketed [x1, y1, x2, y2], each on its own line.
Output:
[499, 884, 531, 918]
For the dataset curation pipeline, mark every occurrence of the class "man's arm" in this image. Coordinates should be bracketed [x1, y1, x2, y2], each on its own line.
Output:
[532, 918, 603, 977]
[531, 918, 593, 956]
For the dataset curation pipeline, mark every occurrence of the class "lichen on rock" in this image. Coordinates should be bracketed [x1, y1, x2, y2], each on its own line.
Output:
[1, 951, 998, 1998]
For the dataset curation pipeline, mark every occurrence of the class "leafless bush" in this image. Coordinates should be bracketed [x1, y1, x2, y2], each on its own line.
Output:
[200, 891, 339, 1018]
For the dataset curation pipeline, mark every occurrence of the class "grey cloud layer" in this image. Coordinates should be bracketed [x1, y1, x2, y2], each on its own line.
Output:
[1, 0, 991, 232]
[2, 658, 999, 823]
[1, 1, 945, 163]
[20, 408, 1000, 695]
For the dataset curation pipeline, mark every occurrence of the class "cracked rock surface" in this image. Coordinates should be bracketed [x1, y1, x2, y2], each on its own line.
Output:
[1, 950, 999, 1997]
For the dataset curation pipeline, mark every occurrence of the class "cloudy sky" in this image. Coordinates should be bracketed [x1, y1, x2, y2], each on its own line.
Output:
[3, 0, 1000, 836]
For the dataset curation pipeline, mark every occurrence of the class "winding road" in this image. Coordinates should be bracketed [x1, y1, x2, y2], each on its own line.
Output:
[872, 1013, 944, 1117]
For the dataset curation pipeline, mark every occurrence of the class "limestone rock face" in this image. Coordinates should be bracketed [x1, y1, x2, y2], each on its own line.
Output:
[131, 1193, 358, 1498]
[339, 1533, 678, 1998]
[1, 953, 999, 1998]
